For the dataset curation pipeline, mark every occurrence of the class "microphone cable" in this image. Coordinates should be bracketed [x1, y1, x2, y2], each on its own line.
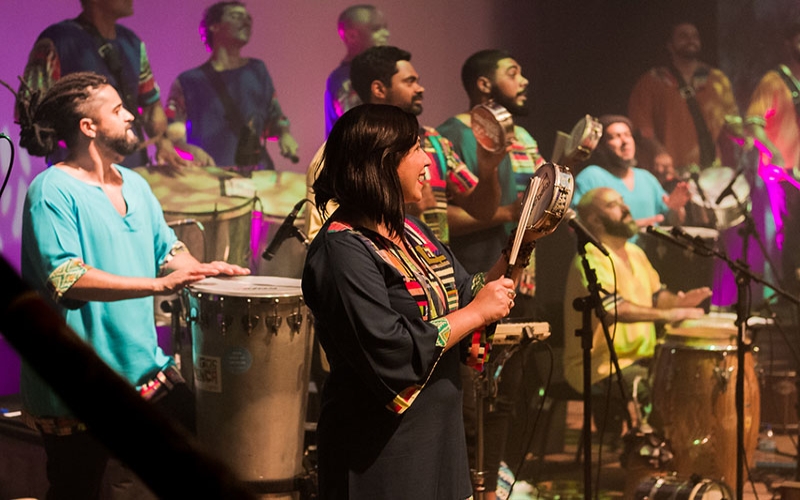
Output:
[0, 132, 13, 201]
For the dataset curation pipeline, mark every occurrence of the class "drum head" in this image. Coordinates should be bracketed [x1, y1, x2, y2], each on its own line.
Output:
[525, 163, 574, 233]
[470, 102, 514, 153]
[664, 312, 738, 349]
[189, 276, 302, 298]
[135, 165, 254, 220]
[688, 166, 750, 229]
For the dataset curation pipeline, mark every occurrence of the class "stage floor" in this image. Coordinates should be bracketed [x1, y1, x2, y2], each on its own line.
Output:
[1, 395, 797, 499]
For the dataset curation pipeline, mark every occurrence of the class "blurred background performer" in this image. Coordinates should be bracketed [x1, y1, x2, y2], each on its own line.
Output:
[303, 103, 543, 499]
[167, 1, 298, 171]
[562, 187, 710, 448]
[16, 0, 199, 169]
[323, 4, 389, 137]
[437, 49, 544, 499]
[16, 71, 249, 500]
[307, 46, 504, 242]
[745, 17, 800, 295]
[628, 21, 741, 173]
[571, 114, 690, 230]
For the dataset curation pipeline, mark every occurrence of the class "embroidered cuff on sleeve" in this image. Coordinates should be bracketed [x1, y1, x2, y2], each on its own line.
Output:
[161, 241, 189, 270]
[471, 272, 487, 297]
[47, 258, 90, 306]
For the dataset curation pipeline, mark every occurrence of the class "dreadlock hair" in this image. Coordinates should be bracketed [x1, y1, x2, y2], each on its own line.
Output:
[15, 72, 108, 157]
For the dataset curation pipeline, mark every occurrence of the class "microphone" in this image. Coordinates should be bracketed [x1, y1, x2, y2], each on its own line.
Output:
[686, 170, 708, 203]
[645, 225, 687, 249]
[262, 199, 308, 261]
[714, 165, 745, 205]
[566, 208, 610, 256]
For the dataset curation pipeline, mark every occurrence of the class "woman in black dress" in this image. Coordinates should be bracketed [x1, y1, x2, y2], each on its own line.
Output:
[302, 104, 540, 499]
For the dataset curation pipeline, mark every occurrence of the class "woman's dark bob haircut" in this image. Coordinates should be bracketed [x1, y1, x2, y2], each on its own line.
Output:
[314, 103, 420, 238]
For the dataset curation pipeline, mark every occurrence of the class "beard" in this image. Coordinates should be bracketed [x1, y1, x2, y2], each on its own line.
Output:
[491, 87, 529, 117]
[601, 212, 637, 239]
[99, 128, 142, 157]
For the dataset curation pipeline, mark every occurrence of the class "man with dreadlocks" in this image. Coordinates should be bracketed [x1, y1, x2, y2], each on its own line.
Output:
[17, 71, 249, 499]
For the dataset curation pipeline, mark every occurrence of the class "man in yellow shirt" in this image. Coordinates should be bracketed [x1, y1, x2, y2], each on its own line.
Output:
[563, 187, 711, 443]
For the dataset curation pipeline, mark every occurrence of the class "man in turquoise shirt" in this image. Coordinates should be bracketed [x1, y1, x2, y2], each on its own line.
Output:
[18, 71, 249, 499]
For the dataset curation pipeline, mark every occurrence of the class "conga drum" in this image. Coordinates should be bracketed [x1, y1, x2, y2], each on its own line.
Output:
[250, 170, 309, 279]
[650, 313, 760, 488]
[134, 165, 255, 268]
[184, 276, 314, 498]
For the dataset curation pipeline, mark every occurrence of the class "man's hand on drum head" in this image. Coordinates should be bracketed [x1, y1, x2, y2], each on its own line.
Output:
[674, 287, 713, 307]
[663, 307, 705, 324]
[203, 261, 251, 276]
[154, 262, 249, 295]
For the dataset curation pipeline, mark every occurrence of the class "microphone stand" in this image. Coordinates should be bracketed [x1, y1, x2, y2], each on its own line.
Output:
[572, 233, 633, 500]
[668, 226, 799, 500]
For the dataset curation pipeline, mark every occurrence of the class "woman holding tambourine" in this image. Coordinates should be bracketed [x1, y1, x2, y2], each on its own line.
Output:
[302, 104, 568, 499]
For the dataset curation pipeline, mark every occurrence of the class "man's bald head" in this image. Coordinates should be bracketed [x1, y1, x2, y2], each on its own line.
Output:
[576, 187, 637, 240]
[337, 5, 389, 55]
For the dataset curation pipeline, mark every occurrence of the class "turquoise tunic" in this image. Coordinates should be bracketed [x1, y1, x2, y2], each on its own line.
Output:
[21, 166, 176, 417]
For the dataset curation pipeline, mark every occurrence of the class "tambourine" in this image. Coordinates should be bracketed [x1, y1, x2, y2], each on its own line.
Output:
[505, 163, 574, 272]
[564, 114, 602, 164]
[470, 101, 515, 153]
[521, 162, 575, 234]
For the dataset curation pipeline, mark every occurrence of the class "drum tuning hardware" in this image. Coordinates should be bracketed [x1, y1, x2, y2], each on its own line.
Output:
[713, 364, 734, 388]
[266, 299, 282, 336]
[242, 314, 260, 335]
[287, 312, 303, 336]
[242, 299, 259, 336]
[217, 313, 232, 336]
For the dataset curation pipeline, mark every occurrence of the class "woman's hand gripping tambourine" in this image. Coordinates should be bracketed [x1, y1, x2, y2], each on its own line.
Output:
[504, 162, 575, 277]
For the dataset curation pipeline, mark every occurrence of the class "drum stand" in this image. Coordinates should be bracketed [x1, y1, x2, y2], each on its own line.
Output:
[572, 235, 634, 500]
[667, 225, 799, 500]
[469, 342, 525, 500]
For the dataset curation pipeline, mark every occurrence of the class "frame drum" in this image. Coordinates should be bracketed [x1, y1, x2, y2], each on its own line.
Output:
[184, 276, 314, 497]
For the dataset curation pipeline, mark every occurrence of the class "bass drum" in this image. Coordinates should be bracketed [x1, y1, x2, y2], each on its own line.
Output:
[634, 475, 732, 500]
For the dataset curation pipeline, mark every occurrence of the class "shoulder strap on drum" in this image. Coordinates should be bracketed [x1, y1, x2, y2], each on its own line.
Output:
[667, 65, 716, 168]
[200, 62, 247, 134]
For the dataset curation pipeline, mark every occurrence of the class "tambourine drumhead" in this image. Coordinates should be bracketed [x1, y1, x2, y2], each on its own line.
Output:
[565, 114, 602, 162]
[470, 101, 515, 153]
[188, 276, 302, 298]
[524, 163, 574, 233]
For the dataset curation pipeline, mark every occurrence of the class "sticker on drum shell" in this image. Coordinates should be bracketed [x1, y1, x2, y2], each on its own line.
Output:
[223, 346, 253, 375]
[195, 355, 222, 393]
